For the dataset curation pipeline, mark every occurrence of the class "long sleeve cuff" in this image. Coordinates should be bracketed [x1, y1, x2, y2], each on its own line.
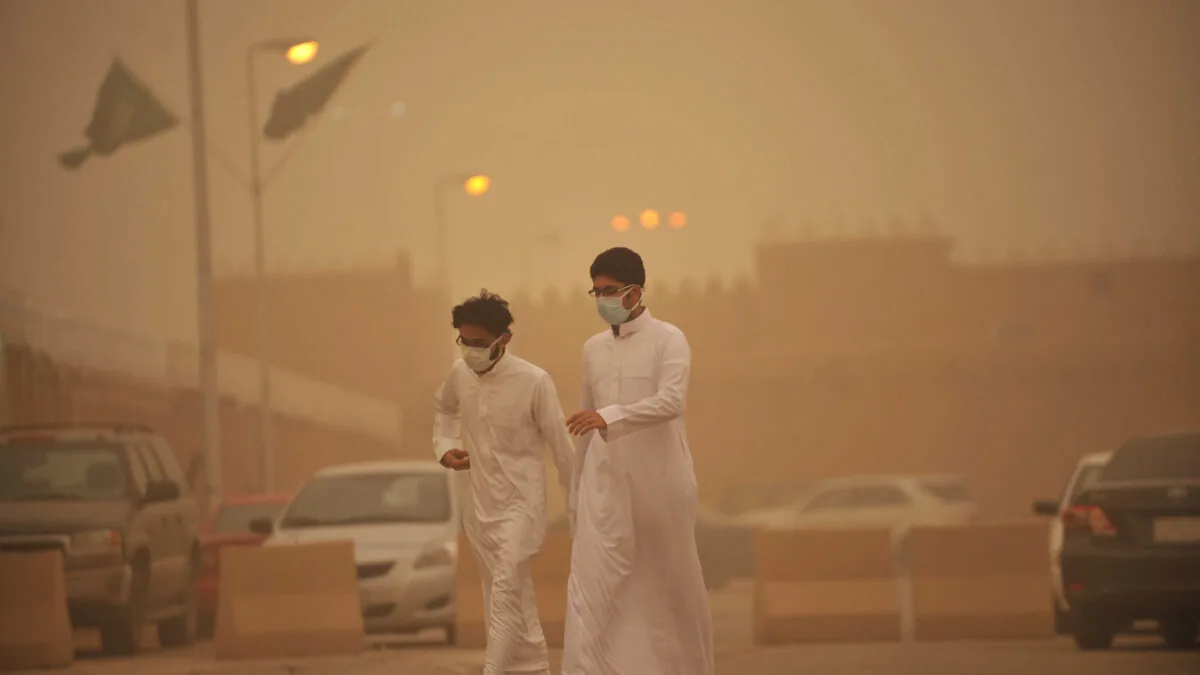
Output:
[434, 437, 462, 461]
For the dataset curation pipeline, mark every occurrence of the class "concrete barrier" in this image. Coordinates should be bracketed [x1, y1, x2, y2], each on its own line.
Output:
[0, 550, 73, 670]
[455, 531, 573, 649]
[753, 528, 902, 645]
[214, 541, 364, 660]
[909, 521, 1054, 640]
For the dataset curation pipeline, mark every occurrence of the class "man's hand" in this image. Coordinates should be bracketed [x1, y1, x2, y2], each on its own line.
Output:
[566, 410, 607, 436]
[440, 449, 470, 471]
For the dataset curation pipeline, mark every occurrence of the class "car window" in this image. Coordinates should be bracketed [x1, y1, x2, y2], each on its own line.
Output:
[212, 502, 288, 534]
[150, 439, 188, 493]
[125, 446, 149, 493]
[280, 472, 451, 528]
[920, 481, 973, 503]
[844, 486, 911, 508]
[1066, 465, 1104, 505]
[136, 442, 165, 482]
[1102, 435, 1200, 481]
[0, 443, 129, 501]
[802, 488, 855, 513]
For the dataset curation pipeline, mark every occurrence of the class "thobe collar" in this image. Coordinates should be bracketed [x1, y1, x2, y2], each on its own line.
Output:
[612, 307, 652, 338]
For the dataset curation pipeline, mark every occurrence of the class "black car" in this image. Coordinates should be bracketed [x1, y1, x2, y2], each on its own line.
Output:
[0, 423, 202, 655]
[1060, 430, 1200, 650]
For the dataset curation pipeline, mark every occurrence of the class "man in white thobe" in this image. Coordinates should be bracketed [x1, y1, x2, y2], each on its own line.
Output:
[563, 248, 715, 675]
[433, 290, 575, 675]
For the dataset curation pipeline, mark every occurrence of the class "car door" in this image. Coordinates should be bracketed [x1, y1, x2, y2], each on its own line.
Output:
[149, 438, 199, 590]
[132, 441, 175, 607]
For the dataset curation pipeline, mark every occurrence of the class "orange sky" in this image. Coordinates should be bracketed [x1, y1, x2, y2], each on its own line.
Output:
[1, 0, 1197, 341]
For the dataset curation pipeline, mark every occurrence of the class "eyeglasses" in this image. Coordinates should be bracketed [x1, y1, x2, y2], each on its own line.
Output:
[587, 284, 634, 298]
[455, 335, 495, 348]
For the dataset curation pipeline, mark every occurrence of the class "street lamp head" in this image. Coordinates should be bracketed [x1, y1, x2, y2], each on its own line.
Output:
[611, 215, 631, 233]
[253, 38, 319, 63]
[463, 174, 491, 197]
[640, 209, 660, 230]
[285, 41, 320, 65]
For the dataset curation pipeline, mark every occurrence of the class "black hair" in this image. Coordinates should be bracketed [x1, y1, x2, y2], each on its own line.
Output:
[451, 289, 514, 336]
[589, 247, 646, 287]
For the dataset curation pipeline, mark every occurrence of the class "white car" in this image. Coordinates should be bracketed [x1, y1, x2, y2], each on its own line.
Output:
[1032, 451, 1111, 634]
[736, 474, 977, 532]
[257, 461, 460, 641]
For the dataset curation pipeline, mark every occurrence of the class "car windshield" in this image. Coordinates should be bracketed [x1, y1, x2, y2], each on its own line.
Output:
[1101, 435, 1200, 481]
[279, 472, 450, 528]
[212, 502, 288, 535]
[0, 443, 128, 502]
[920, 480, 973, 503]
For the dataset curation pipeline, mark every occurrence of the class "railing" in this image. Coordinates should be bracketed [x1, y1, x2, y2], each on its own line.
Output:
[0, 295, 402, 442]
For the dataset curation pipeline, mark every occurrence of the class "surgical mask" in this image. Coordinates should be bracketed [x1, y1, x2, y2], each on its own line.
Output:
[460, 338, 502, 372]
[596, 287, 640, 325]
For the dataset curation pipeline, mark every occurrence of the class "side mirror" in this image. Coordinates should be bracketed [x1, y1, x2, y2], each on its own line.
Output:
[144, 480, 180, 503]
[1032, 499, 1060, 517]
[248, 517, 275, 535]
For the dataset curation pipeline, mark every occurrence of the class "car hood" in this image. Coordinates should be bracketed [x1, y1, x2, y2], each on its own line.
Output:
[0, 500, 132, 534]
[264, 521, 456, 565]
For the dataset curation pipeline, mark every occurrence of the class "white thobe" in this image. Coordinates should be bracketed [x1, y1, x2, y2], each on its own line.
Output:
[562, 309, 715, 675]
[433, 354, 575, 675]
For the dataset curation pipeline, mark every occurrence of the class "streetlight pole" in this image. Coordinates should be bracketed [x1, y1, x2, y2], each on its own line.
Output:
[184, 0, 222, 505]
[245, 45, 274, 493]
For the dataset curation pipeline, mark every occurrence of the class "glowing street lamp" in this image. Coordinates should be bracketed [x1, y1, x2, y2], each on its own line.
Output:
[668, 211, 687, 229]
[611, 215, 631, 232]
[285, 41, 319, 65]
[463, 174, 491, 197]
[640, 209, 660, 229]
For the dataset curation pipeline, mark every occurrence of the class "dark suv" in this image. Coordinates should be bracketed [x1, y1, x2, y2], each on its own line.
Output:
[1061, 430, 1200, 650]
[0, 423, 202, 655]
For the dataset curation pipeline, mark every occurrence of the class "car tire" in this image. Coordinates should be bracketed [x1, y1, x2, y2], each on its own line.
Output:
[158, 570, 198, 648]
[1160, 619, 1198, 650]
[1072, 611, 1115, 651]
[99, 562, 148, 656]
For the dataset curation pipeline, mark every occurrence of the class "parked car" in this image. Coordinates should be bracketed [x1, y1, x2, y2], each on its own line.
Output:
[735, 474, 977, 532]
[257, 461, 459, 642]
[0, 422, 201, 655]
[1060, 430, 1200, 650]
[197, 492, 292, 636]
[720, 480, 818, 517]
[547, 503, 755, 590]
[1032, 451, 1111, 634]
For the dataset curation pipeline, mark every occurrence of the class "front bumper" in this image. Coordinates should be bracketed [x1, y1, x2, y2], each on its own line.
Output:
[357, 560, 456, 634]
[1061, 540, 1200, 619]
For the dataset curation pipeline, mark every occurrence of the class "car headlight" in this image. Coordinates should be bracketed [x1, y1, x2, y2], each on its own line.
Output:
[413, 541, 455, 570]
[69, 528, 122, 552]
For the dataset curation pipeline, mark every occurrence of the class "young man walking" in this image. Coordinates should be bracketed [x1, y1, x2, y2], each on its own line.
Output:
[562, 248, 715, 675]
[433, 290, 575, 675]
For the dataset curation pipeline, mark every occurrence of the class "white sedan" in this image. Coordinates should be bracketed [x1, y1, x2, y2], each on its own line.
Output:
[257, 461, 461, 642]
[736, 474, 977, 532]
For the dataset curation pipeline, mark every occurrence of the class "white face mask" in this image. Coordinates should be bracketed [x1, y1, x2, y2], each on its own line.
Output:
[596, 286, 641, 325]
[460, 337, 503, 372]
